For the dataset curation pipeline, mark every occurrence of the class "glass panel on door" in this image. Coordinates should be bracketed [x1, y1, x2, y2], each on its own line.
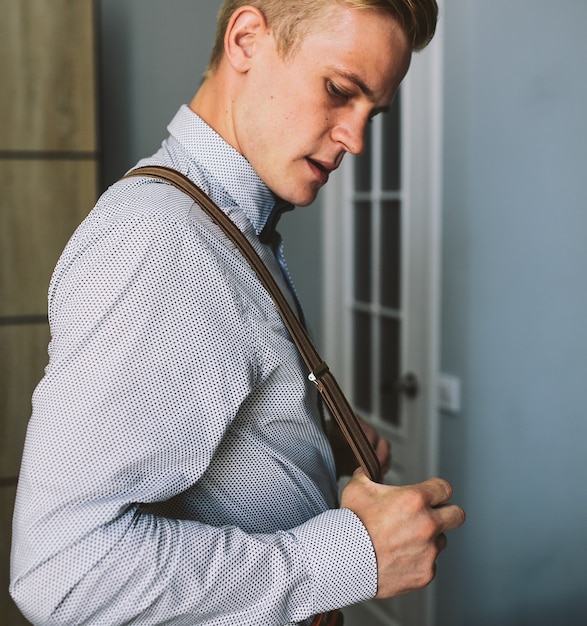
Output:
[382, 96, 401, 191]
[353, 201, 372, 303]
[380, 316, 401, 426]
[353, 311, 372, 414]
[349, 92, 403, 429]
[380, 200, 401, 310]
[354, 123, 373, 191]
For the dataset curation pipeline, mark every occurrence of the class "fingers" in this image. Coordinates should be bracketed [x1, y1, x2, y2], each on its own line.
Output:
[341, 471, 465, 599]
[348, 471, 466, 533]
[350, 472, 456, 509]
[375, 437, 391, 474]
[417, 477, 454, 507]
[433, 501, 466, 532]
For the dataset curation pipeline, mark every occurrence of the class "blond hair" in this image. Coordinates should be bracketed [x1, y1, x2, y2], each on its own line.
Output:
[206, 0, 438, 76]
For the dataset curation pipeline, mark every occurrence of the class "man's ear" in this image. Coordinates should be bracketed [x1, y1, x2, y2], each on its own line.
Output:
[223, 6, 268, 73]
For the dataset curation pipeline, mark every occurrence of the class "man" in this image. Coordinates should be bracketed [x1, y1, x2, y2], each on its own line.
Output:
[10, 1, 464, 624]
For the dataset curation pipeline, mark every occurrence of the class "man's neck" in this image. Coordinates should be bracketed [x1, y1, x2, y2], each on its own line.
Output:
[189, 69, 241, 155]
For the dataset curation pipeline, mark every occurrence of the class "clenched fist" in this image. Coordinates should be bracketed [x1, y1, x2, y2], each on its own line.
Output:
[341, 472, 465, 598]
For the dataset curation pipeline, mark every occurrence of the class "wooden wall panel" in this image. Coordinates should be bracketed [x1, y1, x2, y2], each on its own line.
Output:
[0, 325, 50, 479]
[1, 2, 98, 620]
[0, 0, 97, 152]
[0, 160, 97, 317]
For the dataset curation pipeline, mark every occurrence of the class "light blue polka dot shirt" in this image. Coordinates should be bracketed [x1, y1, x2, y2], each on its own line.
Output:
[10, 106, 377, 626]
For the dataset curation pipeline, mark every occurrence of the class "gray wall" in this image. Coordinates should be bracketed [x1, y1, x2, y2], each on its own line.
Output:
[438, 1, 587, 624]
[98, 1, 587, 624]
[99, 0, 220, 188]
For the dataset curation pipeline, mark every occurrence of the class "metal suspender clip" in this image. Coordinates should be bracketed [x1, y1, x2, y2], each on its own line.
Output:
[308, 361, 330, 385]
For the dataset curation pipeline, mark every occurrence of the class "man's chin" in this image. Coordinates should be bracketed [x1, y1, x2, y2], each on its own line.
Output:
[284, 184, 323, 207]
[296, 195, 320, 207]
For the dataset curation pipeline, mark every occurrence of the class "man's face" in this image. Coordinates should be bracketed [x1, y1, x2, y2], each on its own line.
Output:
[231, 5, 412, 206]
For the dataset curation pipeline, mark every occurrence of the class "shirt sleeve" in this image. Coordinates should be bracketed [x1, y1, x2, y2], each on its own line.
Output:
[10, 205, 377, 625]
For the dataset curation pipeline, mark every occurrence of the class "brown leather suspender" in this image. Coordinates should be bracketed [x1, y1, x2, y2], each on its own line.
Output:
[124, 165, 382, 483]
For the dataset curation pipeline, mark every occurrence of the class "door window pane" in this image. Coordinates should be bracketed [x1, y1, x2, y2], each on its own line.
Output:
[381, 96, 401, 191]
[380, 200, 401, 309]
[353, 201, 372, 302]
[379, 317, 401, 425]
[353, 311, 372, 413]
[353, 125, 372, 191]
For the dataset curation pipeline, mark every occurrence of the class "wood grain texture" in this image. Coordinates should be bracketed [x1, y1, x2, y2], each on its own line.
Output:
[0, 159, 98, 317]
[1, 3, 97, 619]
[0, 0, 97, 152]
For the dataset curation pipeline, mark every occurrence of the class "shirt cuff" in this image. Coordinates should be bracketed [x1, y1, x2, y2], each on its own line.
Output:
[291, 507, 377, 612]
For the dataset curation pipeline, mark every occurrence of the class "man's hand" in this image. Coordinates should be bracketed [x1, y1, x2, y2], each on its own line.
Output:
[340, 472, 466, 599]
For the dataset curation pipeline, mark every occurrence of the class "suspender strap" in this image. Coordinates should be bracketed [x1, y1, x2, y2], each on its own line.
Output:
[123, 165, 382, 483]
[310, 609, 344, 626]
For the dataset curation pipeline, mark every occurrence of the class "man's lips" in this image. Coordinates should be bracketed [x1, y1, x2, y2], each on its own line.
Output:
[307, 158, 335, 185]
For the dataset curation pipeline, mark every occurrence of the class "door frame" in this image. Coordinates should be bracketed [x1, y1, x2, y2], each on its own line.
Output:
[320, 11, 444, 625]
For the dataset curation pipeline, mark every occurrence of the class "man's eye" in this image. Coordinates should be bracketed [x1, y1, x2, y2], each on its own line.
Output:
[327, 81, 350, 100]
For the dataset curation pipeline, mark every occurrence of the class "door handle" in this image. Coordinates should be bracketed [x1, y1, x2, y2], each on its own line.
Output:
[380, 373, 420, 399]
[394, 372, 419, 399]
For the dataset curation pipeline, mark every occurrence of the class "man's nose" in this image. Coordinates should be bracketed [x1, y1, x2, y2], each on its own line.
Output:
[331, 114, 368, 156]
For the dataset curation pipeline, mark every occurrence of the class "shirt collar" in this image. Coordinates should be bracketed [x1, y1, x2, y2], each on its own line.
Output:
[167, 105, 293, 238]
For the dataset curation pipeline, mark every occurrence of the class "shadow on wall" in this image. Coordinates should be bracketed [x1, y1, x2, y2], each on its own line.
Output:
[98, 1, 219, 192]
[98, 1, 133, 190]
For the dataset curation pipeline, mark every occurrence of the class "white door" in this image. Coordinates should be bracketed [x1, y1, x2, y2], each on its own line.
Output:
[322, 19, 444, 626]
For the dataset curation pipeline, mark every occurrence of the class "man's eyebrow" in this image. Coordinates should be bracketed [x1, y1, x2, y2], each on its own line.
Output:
[331, 68, 391, 114]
